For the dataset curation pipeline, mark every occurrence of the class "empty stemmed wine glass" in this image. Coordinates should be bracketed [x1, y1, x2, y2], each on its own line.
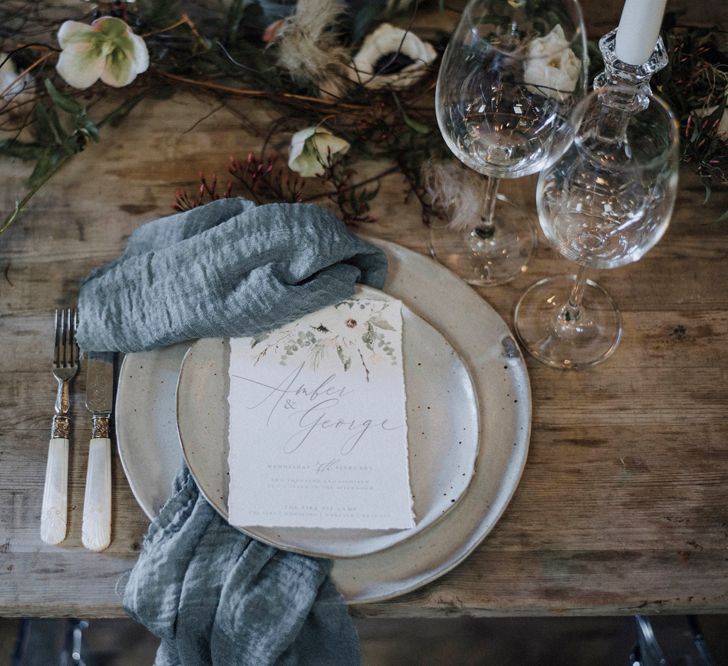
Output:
[432, 0, 588, 286]
[514, 86, 680, 369]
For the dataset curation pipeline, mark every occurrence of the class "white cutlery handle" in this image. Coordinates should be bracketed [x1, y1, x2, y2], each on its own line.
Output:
[40, 437, 68, 545]
[82, 438, 112, 552]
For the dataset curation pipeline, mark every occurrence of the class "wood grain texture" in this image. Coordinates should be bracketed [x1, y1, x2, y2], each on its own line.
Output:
[1, 4, 728, 617]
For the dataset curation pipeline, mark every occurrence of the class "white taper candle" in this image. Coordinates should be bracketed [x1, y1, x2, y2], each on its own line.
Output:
[615, 0, 668, 66]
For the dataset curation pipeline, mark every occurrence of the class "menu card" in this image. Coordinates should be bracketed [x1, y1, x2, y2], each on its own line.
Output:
[227, 293, 414, 530]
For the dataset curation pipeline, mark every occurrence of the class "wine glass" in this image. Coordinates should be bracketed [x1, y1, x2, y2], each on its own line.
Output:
[514, 86, 680, 369]
[432, 0, 588, 286]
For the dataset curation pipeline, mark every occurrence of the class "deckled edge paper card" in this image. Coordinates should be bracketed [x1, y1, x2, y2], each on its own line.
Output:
[227, 292, 414, 530]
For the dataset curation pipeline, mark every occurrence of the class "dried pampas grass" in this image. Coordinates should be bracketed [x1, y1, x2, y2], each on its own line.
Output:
[421, 159, 487, 231]
[275, 0, 350, 98]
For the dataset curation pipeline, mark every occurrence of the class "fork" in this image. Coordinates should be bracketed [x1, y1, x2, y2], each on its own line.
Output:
[40, 309, 79, 545]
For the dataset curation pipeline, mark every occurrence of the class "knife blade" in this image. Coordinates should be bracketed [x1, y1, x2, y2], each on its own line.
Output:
[86, 352, 114, 415]
[83, 351, 114, 552]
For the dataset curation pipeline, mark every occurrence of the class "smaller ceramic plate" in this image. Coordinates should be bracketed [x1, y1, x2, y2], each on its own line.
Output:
[176, 286, 480, 559]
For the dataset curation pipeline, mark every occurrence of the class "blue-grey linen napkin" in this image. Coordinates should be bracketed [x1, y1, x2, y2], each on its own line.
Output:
[124, 468, 359, 666]
[77, 197, 386, 352]
[78, 198, 388, 665]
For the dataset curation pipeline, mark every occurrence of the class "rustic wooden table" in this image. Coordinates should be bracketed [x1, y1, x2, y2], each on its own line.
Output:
[1, 25, 728, 617]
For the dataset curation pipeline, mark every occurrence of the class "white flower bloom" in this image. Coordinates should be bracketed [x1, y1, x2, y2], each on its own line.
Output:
[523, 25, 581, 101]
[288, 127, 350, 177]
[0, 53, 35, 104]
[349, 23, 436, 90]
[56, 17, 149, 90]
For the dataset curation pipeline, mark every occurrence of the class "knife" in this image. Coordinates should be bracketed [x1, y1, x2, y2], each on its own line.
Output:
[83, 351, 114, 552]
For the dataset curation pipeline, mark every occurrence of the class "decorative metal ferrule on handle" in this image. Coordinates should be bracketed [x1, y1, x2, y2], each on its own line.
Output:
[51, 414, 70, 439]
[91, 414, 111, 439]
[593, 29, 669, 109]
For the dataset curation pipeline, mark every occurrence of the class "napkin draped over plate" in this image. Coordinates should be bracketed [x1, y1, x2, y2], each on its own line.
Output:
[79, 198, 388, 665]
[77, 198, 386, 353]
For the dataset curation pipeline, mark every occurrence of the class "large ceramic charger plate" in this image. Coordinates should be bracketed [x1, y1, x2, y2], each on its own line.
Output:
[116, 238, 531, 603]
[176, 285, 480, 559]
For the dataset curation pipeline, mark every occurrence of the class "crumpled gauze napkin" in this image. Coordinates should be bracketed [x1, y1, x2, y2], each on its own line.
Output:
[77, 197, 387, 352]
[77, 198, 388, 665]
[124, 468, 359, 666]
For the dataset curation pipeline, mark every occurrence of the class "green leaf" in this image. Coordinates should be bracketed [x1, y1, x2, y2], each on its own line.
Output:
[336, 345, 351, 371]
[371, 318, 394, 331]
[362, 322, 375, 350]
[225, 0, 250, 45]
[0, 139, 44, 161]
[45, 79, 84, 114]
[61, 134, 83, 156]
[27, 148, 64, 188]
[392, 92, 431, 135]
[402, 113, 431, 135]
[78, 117, 100, 143]
[34, 104, 66, 146]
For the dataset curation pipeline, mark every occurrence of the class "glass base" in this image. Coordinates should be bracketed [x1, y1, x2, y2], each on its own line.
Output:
[428, 212, 536, 287]
[514, 275, 623, 370]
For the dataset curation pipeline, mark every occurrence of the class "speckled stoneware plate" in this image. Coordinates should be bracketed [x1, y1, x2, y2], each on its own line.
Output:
[176, 284, 480, 559]
[116, 237, 531, 603]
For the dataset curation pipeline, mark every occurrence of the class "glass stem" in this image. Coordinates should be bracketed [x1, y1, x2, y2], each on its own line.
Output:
[475, 177, 499, 238]
[563, 265, 589, 323]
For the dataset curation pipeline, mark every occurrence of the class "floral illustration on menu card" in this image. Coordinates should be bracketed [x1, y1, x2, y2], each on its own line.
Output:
[250, 298, 399, 381]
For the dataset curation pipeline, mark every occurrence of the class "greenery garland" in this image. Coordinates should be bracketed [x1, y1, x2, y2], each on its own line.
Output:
[0, 0, 726, 236]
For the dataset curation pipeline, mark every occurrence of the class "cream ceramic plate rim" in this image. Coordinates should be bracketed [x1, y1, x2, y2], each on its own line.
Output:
[116, 237, 531, 604]
[174, 288, 481, 559]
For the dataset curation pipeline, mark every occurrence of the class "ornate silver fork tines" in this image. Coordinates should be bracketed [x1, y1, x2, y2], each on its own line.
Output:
[51, 309, 79, 438]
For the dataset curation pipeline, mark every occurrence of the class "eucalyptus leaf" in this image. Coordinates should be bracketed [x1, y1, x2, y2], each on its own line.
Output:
[27, 148, 64, 188]
[34, 104, 65, 146]
[0, 140, 44, 161]
[45, 79, 84, 114]
[226, 0, 246, 45]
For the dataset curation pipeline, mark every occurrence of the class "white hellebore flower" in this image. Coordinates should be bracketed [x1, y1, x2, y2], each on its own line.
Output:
[56, 17, 149, 90]
[523, 25, 581, 101]
[0, 53, 35, 104]
[350, 23, 436, 90]
[288, 127, 350, 178]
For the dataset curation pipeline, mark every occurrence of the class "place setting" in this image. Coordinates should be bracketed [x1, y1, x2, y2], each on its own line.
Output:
[2, 0, 718, 660]
[115, 238, 531, 602]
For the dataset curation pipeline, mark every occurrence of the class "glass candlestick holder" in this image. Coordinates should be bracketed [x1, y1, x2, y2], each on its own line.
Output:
[593, 29, 669, 106]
